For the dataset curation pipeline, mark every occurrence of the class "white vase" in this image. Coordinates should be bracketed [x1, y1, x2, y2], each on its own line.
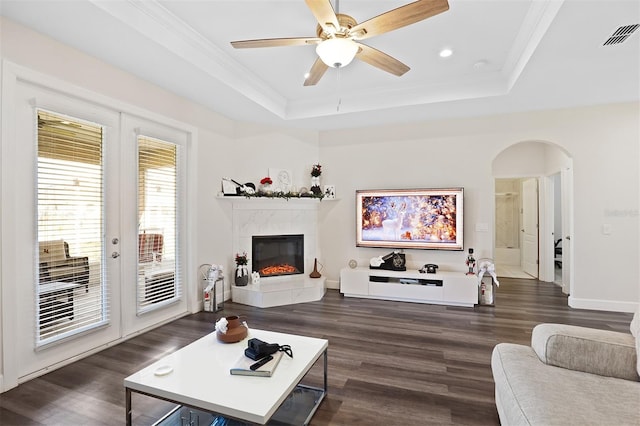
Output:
[310, 176, 321, 195]
[235, 265, 249, 286]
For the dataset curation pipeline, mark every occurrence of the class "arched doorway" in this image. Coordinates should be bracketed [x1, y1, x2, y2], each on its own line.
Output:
[492, 141, 573, 294]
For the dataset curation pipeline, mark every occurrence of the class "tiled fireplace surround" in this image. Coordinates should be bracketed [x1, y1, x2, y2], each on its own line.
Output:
[231, 200, 326, 308]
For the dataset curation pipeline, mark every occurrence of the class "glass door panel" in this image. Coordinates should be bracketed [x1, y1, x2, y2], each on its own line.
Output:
[137, 136, 181, 313]
[36, 110, 109, 345]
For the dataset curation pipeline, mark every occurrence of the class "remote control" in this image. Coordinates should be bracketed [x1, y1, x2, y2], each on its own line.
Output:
[249, 355, 273, 371]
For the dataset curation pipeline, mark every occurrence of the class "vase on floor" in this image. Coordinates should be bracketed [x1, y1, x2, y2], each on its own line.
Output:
[235, 265, 249, 286]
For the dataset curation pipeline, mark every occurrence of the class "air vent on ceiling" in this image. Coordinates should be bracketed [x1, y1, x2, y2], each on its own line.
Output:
[603, 24, 639, 46]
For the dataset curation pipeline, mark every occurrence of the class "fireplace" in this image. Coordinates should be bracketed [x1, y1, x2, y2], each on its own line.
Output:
[252, 234, 304, 277]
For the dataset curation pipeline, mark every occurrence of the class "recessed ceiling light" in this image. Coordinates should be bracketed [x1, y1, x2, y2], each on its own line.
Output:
[304, 72, 310, 79]
[439, 48, 453, 58]
[473, 60, 488, 70]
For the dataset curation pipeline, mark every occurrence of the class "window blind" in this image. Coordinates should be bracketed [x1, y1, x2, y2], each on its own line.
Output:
[36, 110, 109, 345]
[137, 135, 181, 313]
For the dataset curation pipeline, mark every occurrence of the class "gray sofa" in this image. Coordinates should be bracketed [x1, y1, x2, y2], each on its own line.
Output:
[491, 308, 640, 425]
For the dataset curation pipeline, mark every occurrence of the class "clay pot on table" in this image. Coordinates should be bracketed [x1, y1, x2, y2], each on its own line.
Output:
[216, 315, 248, 343]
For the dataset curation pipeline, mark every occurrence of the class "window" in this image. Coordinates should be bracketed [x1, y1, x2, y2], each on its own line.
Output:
[137, 136, 181, 313]
[36, 110, 108, 345]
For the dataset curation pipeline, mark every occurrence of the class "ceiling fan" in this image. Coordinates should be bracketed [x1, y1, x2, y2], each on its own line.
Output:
[230, 0, 449, 86]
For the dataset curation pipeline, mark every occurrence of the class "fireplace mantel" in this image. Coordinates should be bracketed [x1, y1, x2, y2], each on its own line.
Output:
[218, 196, 337, 205]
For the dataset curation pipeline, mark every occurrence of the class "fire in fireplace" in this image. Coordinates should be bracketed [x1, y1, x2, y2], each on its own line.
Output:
[252, 234, 304, 277]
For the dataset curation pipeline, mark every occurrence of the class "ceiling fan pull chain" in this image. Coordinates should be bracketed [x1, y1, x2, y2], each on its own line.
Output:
[336, 68, 342, 112]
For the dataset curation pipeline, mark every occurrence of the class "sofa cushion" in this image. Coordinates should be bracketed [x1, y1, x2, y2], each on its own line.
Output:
[39, 239, 68, 262]
[492, 343, 640, 426]
[632, 307, 640, 376]
[631, 308, 640, 338]
[139, 233, 164, 263]
[532, 323, 638, 381]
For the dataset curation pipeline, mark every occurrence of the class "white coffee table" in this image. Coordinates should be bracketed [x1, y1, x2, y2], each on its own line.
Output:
[124, 329, 328, 425]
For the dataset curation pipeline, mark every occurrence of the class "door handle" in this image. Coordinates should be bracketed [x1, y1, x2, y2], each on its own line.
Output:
[112, 251, 120, 258]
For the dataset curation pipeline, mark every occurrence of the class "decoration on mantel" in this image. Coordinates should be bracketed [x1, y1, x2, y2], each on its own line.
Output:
[218, 165, 330, 200]
[240, 190, 324, 201]
[222, 177, 256, 195]
[323, 185, 336, 199]
[310, 164, 322, 196]
[269, 168, 293, 193]
[259, 176, 273, 194]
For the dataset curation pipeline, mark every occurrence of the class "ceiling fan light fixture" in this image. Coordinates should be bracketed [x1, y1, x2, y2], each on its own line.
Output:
[439, 48, 453, 58]
[316, 37, 359, 68]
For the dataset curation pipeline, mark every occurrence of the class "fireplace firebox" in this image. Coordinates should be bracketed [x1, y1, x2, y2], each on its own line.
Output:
[252, 234, 304, 277]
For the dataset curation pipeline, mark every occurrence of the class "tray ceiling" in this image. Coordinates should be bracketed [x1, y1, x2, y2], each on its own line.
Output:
[1, 0, 638, 130]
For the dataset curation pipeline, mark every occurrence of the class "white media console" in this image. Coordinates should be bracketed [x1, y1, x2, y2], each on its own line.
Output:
[340, 267, 478, 307]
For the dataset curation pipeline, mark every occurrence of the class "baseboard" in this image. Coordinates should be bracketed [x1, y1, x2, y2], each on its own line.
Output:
[568, 296, 638, 313]
[325, 279, 339, 290]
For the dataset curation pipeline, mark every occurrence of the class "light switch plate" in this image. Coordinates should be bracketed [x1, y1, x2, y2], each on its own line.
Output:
[475, 223, 489, 232]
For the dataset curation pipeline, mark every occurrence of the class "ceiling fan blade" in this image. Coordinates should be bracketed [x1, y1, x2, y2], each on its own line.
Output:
[356, 43, 410, 76]
[303, 57, 329, 86]
[348, 0, 449, 40]
[231, 37, 322, 49]
[305, 0, 340, 35]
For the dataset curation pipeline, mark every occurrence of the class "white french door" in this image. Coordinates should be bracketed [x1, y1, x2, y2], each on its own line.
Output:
[8, 81, 122, 382]
[2, 70, 189, 388]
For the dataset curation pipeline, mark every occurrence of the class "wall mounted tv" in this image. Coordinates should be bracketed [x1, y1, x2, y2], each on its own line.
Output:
[356, 188, 464, 251]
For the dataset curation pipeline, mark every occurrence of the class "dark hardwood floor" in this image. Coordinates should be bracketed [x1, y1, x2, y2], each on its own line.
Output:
[0, 278, 634, 425]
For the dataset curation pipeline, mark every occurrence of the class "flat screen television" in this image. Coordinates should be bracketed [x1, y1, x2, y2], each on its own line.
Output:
[356, 188, 464, 250]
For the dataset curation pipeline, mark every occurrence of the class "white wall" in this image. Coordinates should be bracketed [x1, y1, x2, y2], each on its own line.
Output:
[318, 104, 639, 311]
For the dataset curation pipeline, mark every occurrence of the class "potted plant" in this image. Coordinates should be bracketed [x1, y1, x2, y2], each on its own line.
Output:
[234, 252, 249, 286]
[310, 164, 322, 195]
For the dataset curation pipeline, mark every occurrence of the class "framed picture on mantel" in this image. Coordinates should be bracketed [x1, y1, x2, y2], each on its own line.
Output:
[269, 168, 292, 193]
[323, 185, 336, 199]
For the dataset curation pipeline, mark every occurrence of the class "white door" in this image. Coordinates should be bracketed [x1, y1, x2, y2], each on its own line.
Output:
[8, 80, 122, 383]
[561, 166, 574, 294]
[119, 114, 188, 337]
[522, 178, 539, 278]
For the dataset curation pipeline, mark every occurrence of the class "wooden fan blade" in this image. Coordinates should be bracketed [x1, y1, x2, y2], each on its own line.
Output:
[303, 57, 329, 86]
[356, 43, 410, 76]
[231, 37, 322, 49]
[305, 0, 340, 35]
[349, 0, 449, 40]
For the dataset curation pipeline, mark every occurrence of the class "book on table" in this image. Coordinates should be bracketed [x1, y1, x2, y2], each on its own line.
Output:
[230, 351, 283, 377]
